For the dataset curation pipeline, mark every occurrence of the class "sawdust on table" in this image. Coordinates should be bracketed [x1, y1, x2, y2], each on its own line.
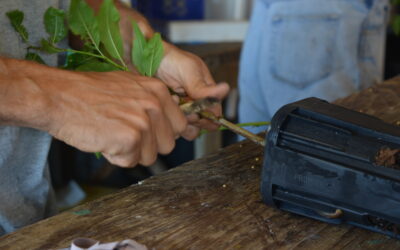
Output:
[375, 148, 400, 170]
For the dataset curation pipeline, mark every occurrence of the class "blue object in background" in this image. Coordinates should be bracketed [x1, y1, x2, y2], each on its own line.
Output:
[131, 0, 204, 20]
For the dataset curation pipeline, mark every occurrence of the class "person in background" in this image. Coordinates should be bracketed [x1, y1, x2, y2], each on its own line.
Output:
[0, 0, 229, 235]
[239, 0, 389, 133]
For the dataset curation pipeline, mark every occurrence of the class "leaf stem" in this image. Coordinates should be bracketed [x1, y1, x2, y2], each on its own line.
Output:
[28, 44, 128, 71]
[66, 48, 128, 71]
[219, 121, 270, 131]
[200, 121, 269, 137]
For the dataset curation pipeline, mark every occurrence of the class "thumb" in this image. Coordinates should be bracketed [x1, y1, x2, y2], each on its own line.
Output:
[186, 81, 230, 100]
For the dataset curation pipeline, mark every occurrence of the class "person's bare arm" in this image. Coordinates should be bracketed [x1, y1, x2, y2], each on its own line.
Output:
[0, 58, 52, 129]
[0, 57, 187, 167]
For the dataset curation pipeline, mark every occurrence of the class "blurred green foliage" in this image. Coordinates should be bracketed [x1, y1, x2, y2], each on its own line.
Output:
[392, 0, 400, 35]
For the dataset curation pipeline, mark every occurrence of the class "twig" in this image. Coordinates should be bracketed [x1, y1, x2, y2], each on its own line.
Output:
[199, 111, 266, 147]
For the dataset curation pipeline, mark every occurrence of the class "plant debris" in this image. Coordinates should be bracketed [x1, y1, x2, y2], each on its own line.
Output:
[375, 147, 400, 170]
[368, 215, 400, 236]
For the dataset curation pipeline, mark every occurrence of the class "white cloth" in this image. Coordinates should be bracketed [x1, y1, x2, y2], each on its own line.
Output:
[58, 238, 148, 250]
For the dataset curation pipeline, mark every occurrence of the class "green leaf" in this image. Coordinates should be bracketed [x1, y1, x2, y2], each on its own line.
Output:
[68, 0, 100, 47]
[6, 10, 29, 43]
[97, 0, 125, 64]
[95, 152, 102, 159]
[40, 39, 65, 54]
[44, 7, 67, 43]
[131, 22, 164, 77]
[25, 53, 46, 65]
[76, 60, 120, 72]
[392, 0, 400, 5]
[144, 33, 164, 77]
[64, 53, 96, 69]
[132, 22, 147, 75]
[393, 16, 400, 36]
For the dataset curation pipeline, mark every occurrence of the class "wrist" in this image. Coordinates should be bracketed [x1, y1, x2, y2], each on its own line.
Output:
[156, 41, 177, 76]
[162, 41, 176, 55]
[0, 58, 55, 131]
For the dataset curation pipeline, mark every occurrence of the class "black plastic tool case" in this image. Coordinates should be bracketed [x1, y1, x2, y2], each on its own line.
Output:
[261, 98, 400, 238]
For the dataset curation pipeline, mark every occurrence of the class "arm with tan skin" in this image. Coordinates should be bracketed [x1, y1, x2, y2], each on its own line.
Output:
[83, 0, 231, 139]
[0, 56, 187, 167]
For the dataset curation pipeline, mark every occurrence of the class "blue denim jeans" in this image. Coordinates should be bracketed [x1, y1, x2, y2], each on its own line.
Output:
[238, 0, 389, 133]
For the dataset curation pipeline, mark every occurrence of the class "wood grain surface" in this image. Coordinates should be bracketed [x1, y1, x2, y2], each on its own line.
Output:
[2, 79, 400, 249]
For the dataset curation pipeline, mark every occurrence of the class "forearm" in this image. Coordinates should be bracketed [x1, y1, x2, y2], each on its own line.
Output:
[0, 56, 188, 167]
[0, 57, 53, 130]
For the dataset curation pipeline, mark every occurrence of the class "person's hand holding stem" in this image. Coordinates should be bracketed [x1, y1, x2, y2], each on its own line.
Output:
[4, 0, 267, 168]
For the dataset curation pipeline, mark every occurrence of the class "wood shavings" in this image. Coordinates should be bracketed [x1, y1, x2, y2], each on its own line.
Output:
[375, 147, 400, 170]
[201, 202, 211, 207]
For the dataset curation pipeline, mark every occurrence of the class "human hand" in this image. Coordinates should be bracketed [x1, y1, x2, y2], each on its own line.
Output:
[39, 70, 187, 167]
[90, 2, 230, 140]
[156, 43, 230, 140]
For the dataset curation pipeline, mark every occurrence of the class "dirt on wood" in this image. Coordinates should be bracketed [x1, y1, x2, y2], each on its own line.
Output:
[375, 147, 400, 170]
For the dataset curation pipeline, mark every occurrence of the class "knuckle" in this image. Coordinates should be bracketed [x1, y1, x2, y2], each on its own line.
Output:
[141, 96, 162, 113]
[140, 154, 157, 166]
[135, 114, 151, 132]
[114, 157, 135, 168]
[173, 116, 188, 135]
[120, 129, 141, 150]
[105, 153, 136, 168]
[151, 79, 167, 92]
[164, 139, 176, 154]
[178, 118, 188, 133]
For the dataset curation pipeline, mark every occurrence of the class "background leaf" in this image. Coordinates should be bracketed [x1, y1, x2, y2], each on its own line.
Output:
[44, 7, 67, 43]
[97, 0, 124, 63]
[41, 39, 65, 53]
[25, 53, 46, 64]
[68, 0, 100, 47]
[6, 10, 28, 42]
[393, 15, 400, 36]
[392, 0, 400, 5]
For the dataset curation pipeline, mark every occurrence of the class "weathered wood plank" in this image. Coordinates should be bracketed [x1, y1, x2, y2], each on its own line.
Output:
[334, 77, 400, 124]
[2, 78, 400, 249]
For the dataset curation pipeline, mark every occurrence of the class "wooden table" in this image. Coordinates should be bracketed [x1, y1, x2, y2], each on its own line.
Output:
[2, 78, 400, 249]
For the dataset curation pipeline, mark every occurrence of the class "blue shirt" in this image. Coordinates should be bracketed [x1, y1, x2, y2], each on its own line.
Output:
[0, 0, 70, 235]
[239, 0, 389, 133]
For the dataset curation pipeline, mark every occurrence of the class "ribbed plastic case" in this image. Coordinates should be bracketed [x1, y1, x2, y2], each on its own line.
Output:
[261, 98, 400, 238]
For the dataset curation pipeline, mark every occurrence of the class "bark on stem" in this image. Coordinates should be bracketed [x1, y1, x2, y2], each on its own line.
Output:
[199, 111, 266, 147]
